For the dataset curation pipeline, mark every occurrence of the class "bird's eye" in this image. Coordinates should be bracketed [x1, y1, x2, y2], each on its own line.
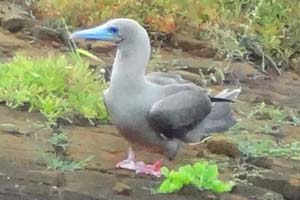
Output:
[109, 26, 118, 34]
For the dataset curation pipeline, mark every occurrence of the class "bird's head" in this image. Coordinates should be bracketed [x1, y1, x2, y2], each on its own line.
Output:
[70, 18, 148, 46]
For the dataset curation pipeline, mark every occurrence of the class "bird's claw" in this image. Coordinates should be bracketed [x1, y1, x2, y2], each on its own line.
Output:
[116, 159, 162, 177]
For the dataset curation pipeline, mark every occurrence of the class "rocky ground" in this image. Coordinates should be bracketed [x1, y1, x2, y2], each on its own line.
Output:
[0, 1, 300, 200]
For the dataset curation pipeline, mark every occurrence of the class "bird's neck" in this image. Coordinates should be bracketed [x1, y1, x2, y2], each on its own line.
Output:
[110, 38, 150, 92]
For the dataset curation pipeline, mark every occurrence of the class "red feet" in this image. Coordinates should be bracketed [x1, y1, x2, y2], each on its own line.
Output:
[116, 147, 163, 177]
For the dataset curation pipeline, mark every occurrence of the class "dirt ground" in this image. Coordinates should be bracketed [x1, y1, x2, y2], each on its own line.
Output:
[0, 1, 300, 200]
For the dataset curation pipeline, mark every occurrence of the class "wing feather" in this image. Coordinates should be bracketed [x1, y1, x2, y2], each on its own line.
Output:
[148, 85, 211, 139]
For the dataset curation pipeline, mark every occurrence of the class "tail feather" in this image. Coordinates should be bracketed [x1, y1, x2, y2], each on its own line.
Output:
[215, 88, 241, 101]
[204, 88, 241, 132]
[183, 88, 241, 144]
[209, 96, 234, 103]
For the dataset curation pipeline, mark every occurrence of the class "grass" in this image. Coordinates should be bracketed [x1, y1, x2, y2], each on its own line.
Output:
[226, 100, 300, 160]
[157, 161, 235, 194]
[42, 153, 94, 171]
[236, 136, 300, 161]
[235, 102, 300, 126]
[48, 133, 69, 150]
[228, 119, 300, 160]
[246, 102, 287, 123]
[0, 53, 108, 126]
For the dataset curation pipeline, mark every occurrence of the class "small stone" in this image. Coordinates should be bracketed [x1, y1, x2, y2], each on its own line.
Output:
[32, 25, 61, 42]
[0, 123, 18, 133]
[169, 34, 216, 57]
[289, 177, 300, 187]
[60, 46, 70, 52]
[113, 182, 131, 196]
[171, 34, 211, 52]
[206, 136, 241, 158]
[2, 15, 28, 32]
[51, 41, 61, 48]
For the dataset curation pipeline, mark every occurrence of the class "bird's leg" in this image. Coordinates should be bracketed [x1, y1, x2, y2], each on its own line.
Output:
[116, 146, 136, 170]
[116, 147, 163, 177]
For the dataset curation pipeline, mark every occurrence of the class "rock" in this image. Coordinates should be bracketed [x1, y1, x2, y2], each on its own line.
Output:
[0, 168, 66, 187]
[176, 186, 218, 199]
[51, 41, 61, 48]
[15, 31, 35, 41]
[206, 136, 241, 158]
[0, 180, 60, 200]
[0, 166, 60, 200]
[248, 157, 300, 175]
[2, 15, 28, 32]
[227, 62, 263, 83]
[220, 194, 249, 200]
[0, 123, 18, 133]
[170, 34, 215, 57]
[61, 189, 99, 200]
[0, 123, 35, 136]
[245, 171, 300, 200]
[32, 25, 61, 42]
[189, 48, 216, 58]
[113, 182, 132, 196]
[231, 184, 284, 200]
[22, 170, 66, 187]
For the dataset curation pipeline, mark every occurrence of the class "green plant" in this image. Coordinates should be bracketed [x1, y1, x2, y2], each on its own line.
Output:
[202, 23, 249, 62]
[48, 133, 69, 150]
[43, 153, 94, 171]
[199, 64, 227, 86]
[35, 0, 217, 33]
[254, 124, 280, 135]
[34, 0, 300, 71]
[157, 161, 235, 194]
[286, 110, 300, 126]
[237, 138, 273, 158]
[247, 102, 285, 122]
[236, 136, 300, 160]
[0, 53, 108, 125]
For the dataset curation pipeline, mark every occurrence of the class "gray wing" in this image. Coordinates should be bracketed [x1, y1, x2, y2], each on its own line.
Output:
[182, 88, 241, 143]
[148, 83, 212, 140]
[146, 72, 188, 85]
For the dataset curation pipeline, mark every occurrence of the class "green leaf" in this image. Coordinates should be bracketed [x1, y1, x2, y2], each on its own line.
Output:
[156, 161, 235, 194]
[211, 181, 235, 193]
[158, 180, 172, 193]
[75, 48, 105, 64]
[161, 167, 169, 177]
[204, 164, 218, 180]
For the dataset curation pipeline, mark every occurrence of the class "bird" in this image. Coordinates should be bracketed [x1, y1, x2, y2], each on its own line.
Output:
[70, 18, 241, 177]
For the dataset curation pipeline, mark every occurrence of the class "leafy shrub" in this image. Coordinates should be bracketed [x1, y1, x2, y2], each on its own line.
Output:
[204, 0, 300, 72]
[0, 53, 108, 125]
[35, 0, 300, 71]
[157, 161, 235, 194]
[34, 0, 219, 33]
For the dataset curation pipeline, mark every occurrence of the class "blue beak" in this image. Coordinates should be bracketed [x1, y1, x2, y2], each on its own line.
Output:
[70, 24, 121, 42]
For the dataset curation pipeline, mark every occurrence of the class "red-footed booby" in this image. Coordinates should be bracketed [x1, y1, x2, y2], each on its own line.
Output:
[70, 18, 241, 177]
